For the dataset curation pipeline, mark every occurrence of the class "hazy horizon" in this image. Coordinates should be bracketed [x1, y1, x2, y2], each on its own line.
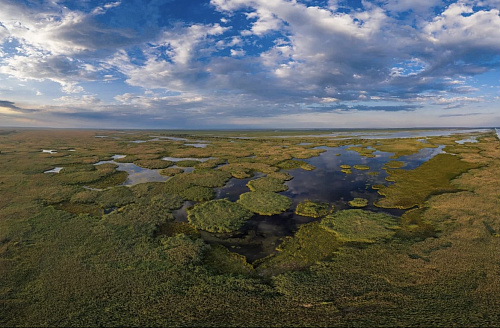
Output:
[0, 126, 497, 132]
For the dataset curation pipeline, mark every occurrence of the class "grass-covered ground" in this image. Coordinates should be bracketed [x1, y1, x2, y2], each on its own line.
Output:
[238, 191, 292, 215]
[321, 209, 398, 242]
[187, 199, 253, 233]
[246, 176, 289, 192]
[0, 128, 498, 327]
[295, 200, 333, 218]
[348, 197, 369, 207]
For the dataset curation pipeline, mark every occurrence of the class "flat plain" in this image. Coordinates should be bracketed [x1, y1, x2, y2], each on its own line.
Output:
[0, 128, 499, 327]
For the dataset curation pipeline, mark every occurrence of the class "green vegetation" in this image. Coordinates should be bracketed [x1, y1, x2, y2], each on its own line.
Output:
[383, 160, 405, 169]
[187, 199, 253, 233]
[372, 138, 439, 158]
[348, 197, 369, 207]
[174, 159, 201, 167]
[256, 222, 340, 275]
[179, 185, 215, 201]
[133, 159, 173, 169]
[156, 221, 200, 238]
[266, 171, 293, 181]
[163, 170, 232, 197]
[189, 170, 233, 187]
[340, 164, 351, 169]
[375, 153, 480, 209]
[395, 208, 438, 240]
[55, 163, 128, 189]
[276, 159, 315, 171]
[196, 158, 226, 169]
[113, 155, 137, 163]
[70, 189, 99, 203]
[246, 177, 288, 192]
[341, 168, 352, 174]
[371, 184, 385, 190]
[353, 164, 370, 170]
[159, 167, 184, 176]
[0, 129, 498, 327]
[238, 191, 292, 215]
[86, 170, 128, 189]
[295, 200, 332, 218]
[320, 209, 398, 243]
[219, 162, 278, 178]
[203, 244, 254, 275]
[97, 186, 135, 208]
[347, 146, 376, 157]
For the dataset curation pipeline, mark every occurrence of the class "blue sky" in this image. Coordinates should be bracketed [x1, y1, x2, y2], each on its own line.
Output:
[0, 0, 498, 129]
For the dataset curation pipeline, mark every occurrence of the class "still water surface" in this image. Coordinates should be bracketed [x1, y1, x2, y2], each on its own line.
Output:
[91, 129, 491, 261]
[95, 155, 169, 186]
[173, 144, 445, 261]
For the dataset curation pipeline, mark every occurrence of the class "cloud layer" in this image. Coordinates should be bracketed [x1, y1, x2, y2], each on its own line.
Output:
[0, 0, 498, 128]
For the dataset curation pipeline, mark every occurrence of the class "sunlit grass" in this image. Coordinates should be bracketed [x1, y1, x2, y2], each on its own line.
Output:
[179, 185, 215, 201]
[237, 191, 292, 215]
[219, 162, 278, 178]
[320, 209, 398, 243]
[187, 199, 253, 233]
[266, 171, 293, 181]
[383, 160, 405, 169]
[371, 184, 385, 190]
[353, 164, 370, 170]
[375, 153, 480, 209]
[348, 197, 369, 207]
[133, 159, 173, 169]
[295, 200, 333, 218]
[346, 146, 376, 157]
[371, 138, 439, 158]
[246, 177, 288, 192]
[159, 167, 184, 176]
[277, 159, 315, 171]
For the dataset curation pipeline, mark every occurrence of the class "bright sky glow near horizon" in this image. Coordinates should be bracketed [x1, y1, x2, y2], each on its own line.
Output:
[0, 0, 499, 129]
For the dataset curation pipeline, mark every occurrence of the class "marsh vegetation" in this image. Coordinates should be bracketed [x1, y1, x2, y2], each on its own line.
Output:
[238, 191, 292, 215]
[295, 200, 333, 218]
[0, 128, 498, 327]
[187, 199, 253, 232]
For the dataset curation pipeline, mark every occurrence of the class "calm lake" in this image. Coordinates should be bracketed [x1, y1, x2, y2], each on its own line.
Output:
[173, 142, 446, 262]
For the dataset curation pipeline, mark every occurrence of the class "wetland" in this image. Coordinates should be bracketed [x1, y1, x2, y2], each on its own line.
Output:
[0, 128, 498, 327]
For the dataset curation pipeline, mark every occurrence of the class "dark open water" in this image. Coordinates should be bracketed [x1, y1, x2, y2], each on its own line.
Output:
[173, 143, 444, 262]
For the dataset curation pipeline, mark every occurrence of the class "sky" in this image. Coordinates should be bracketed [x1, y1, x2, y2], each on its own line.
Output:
[0, 0, 499, 129]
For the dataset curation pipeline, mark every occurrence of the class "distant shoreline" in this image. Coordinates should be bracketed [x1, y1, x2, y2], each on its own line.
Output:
[0, 126, 498, 132]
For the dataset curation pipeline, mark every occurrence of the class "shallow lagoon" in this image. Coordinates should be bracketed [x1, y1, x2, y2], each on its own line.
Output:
[455, 136, 478, 144]
[274, 128, 491, 139]
[174, 144, 445, 261]
[44, 167, 63, 173]
[95, 155, 169, 186]
[95, 128, 492, 261]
